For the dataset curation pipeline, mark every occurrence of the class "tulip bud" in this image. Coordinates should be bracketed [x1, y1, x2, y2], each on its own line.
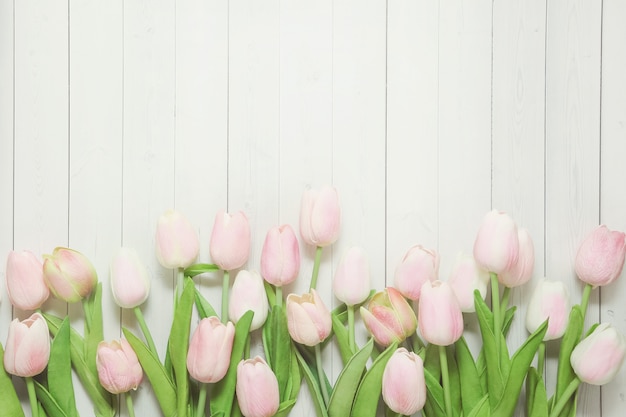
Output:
[382, 348, 426, 415]
[260, 224, 300, 287]
[525, 279, 570, 341]
[5, 250, 49, 310]
[499, 228, 535, 287]
[473, 210, 519, 274]
[96, 339, 143, 394]
[210, 210, 251, 271]
[360, 287, 417, 346]
[571, 323, 626, 385]
[575, 225, 626, 287]
[187, 317, 235, 383]
[393, 245, 439, 301]
[447, 254, 489, 313]
[3, 312, 50, 377]
[299, 185, 340, 247]
[286, 289, 332, 346]
[229, 270, 269, 331]
[236, 356, 280, 417]
[110, 247, 150, 309]
[155, 209, 200, 269]
[43, 247, 97, 303]
[418, 280, 464, 346]
[333, 246, 370, 306]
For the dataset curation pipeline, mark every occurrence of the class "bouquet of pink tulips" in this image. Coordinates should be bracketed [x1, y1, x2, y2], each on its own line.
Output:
[2, 186, 626, 417]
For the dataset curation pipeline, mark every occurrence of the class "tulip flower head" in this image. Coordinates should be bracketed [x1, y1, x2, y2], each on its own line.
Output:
[447, 254, 489, 313]
[286, 289, 332, 346]
[525, 279, 570, 341]
[110, 247, 150, 309]
[155, 209, 200, 269]
[575, 225, 626, 287]
[260, 224, 300, 287]
[571, 323, 626, 385]
[210, 210, 251, 271]
[3, 312, 50, 377]
[499, 228, 535, 288]
[236, 356, 280, 417]
[473, 210, 519, 274]
[418, 280, 464, 346]
[187, 317, 235, 383]
[333, 246, 370, 306]
[5, 250, 49, 310]
[96, 339, 143, 394]
[43, 247, 97, 303]
[299, 185, 341, 247]
[393, 244, 439, 301]
[360, 287, 417, 346]
[229, 270, 269, 331]
[382, 348, 426, 415]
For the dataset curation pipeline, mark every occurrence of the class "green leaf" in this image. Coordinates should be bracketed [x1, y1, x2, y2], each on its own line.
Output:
[85, 284, 105, 388]
[328, 338, 374, 417]
[331, 313, 352, 366]
[0, 344, 25, 417]
[553, 306, 583, 414]
[467, 394, 491, 417]
[423, 366, 446, 417]
[351, 342, 398, 417]
[527, 368, 548, 417]
[34, 381, 70, 417]
[194, 285, 218, 319]
[456, 336, 484, 416]
[48, 318, 79, 417]
[447, 346, 462, 417]
[424, 342, 441, 383]
[267, 305, 293, 401]
[274, 399, 298, 417]
[527, 367, 539, 415]
[184, 263, 220, 278]
[263, 281, 276, 308]
[295, 348, 329, 417]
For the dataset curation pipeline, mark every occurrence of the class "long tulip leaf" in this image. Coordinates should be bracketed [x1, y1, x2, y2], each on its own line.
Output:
[268, 304, 293, 401]
[466, 394, 491, 417]
[275, 399, 297, 417]
[184, 263, 220, 278]
[456, 336, 484, 416]
[553, 305, 583, 414]
[295, 348, 329, 417]
[528, 368, 548, 417]
[48, 317, 79, 417]
[423, 365, 446, 417]
[331, 312, 352, 366]
[34, 381, 69, 417]
[0, 344, 25, 417]
[194, 286, 218, 319]
[351, 342, 397, 417]
[289, 347, 301, 401]
[85, 284, 105, 380]
[447, 346, 463, 417]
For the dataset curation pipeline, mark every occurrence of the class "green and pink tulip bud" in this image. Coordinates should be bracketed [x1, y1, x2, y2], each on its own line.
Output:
[260, 224, 300, 287]
[360, 287, 417, 346]
[43, 247, 97, 303]
[333, 246, 370, 306]
[525, 278, 570, 341]
[187, 317, 235, 383]
[110, 247, 150, 309]
[286, 289, 332, 346]
[499, 228, 535, 287]
[155, 209, 200, 269]
[236, 356, 280, 417]
[571, 323, 626, 385]
[418, 280, 464, 346]
[473, 209, 519, 274]
[210, 209, 251, 271]
[3, 312, 50, 377]
[575, 225, 626, 287]
[96, 339, 143, 394]
[229, 270, 269, 331]
[447, 253, 489, 313]
[299, 185, 340, 247]
[393, 244, 439, 301]
[382, 348, 426, 415]
[5, 250, 49, 310]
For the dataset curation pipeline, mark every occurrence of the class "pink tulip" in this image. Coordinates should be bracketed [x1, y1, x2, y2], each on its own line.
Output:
[299, 185, 340, 247]
[571, 323, 626, 385]
[96, 339, 143, 394]
[499, 229, 535, 287]
[260, 224, 300, 287]
[382, 348, 426, 415]
[110, 247, 150, 309]
[187, 317, 235, 383]
[333, 246, 370, 306]
[5, 250, 49, 310]
[360, 287, 417, 346]
[575, 225, 626, 287]
[393, 245, 439, 301]
[3, 312, 50, 377]
[236, 356, 280, 417]
[447, 254, 490, 313]
[473, 210, 519, 274]
[210, 210, 251, 271]
[229, 270, 269, 331]
[418, 280, 464, 346]
[286, 289, 332, 346]
[43, 247, 97, 303]
[155, 209, 200, 269]
[525, 279, 570, 341]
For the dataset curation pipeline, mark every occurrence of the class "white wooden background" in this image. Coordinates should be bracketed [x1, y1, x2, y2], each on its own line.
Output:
[1, 1, 625, 416]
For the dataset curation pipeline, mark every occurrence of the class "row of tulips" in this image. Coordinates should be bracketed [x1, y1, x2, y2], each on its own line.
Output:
[2, 185, 626, 417]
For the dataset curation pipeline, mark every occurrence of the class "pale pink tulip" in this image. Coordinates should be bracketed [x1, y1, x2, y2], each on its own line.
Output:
[5, 250, 49, 310]
[382, 348, 426, 415]
[333, 246, 370, 306]
[260, 224, 300, 287]
[229, 270, 269, 331]
[43, 247, 97, 303]
[155, 209, 200, 269]
[418, 280, 464, 346]
[571, 323, 626, 385]
[96, 339, 143, 394]
[360, 287, 417, 346]
[3, 312, 50, 377]
[210, 210, 251, 271]
[286, 289, 332, 346]
[575, 225, 626, 287]
[447, 254, 490, 313]
[299, 186, 340, 247]
[236, 356, 280, 417]
[499, 229, 535, 287]
[187, 317, 235, 383]
[525, 279, 570, 341]
[110, 247, 150, 309]
[473, 210, 519, 274]
[393, 245, 439, 301]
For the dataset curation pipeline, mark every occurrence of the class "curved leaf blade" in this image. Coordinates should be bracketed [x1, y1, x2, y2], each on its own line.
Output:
[351, 342, 398, 417]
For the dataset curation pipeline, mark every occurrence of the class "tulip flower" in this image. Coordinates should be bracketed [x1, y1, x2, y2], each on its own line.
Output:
[393, 245, 439, 301]
[333, 246, 370, 306]
[210, 209, 251, 271]
[571, 323, 626, 385]
[260, 224, 300, 287]
[187, 317, 235, 383]
[43, 247, 97, 303]
[299, 185, 340, 247]
[236, 357, 280, 417]
[5, 250, 49, 310]
[155, 209, 200, 269]
[286, 289, 332, 346]
[382, 348, 426, 415]
[110, 247, 150, 309]
[473, 210, 519, 274]
[96, 339, 143, 394]
[525, 279, 570, 341]
[3, 312, 50, 377]
[360, 287, 417, 346]
[418, 280, 464, 346]
[499, 228, 535, 288]
[447, 254, 489, 313]
[229, 270, 269, 331]
[575, 225, 626, 287]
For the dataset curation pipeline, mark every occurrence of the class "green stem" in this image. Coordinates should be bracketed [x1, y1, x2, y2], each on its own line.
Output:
[500, 286, 511, 320]
[177, 268, 185, 301]
[222, 270, 230, 324]
[348, 304, 356, 354]
[580, 283, 593, 324]
[125, 392, 136, 417]
[26, 377, 39, 417]
[491, 273, 502, 354]
[538, 342, 546, 376]
[275, 286, 283, 309]
[549, 378, 581, 417]
[134, 306, 159, 359]
[196, 383, 208, 417]
[439, 345, 453, 417]
[309, 246, 324, 291]
[315, 344, 330, 407]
